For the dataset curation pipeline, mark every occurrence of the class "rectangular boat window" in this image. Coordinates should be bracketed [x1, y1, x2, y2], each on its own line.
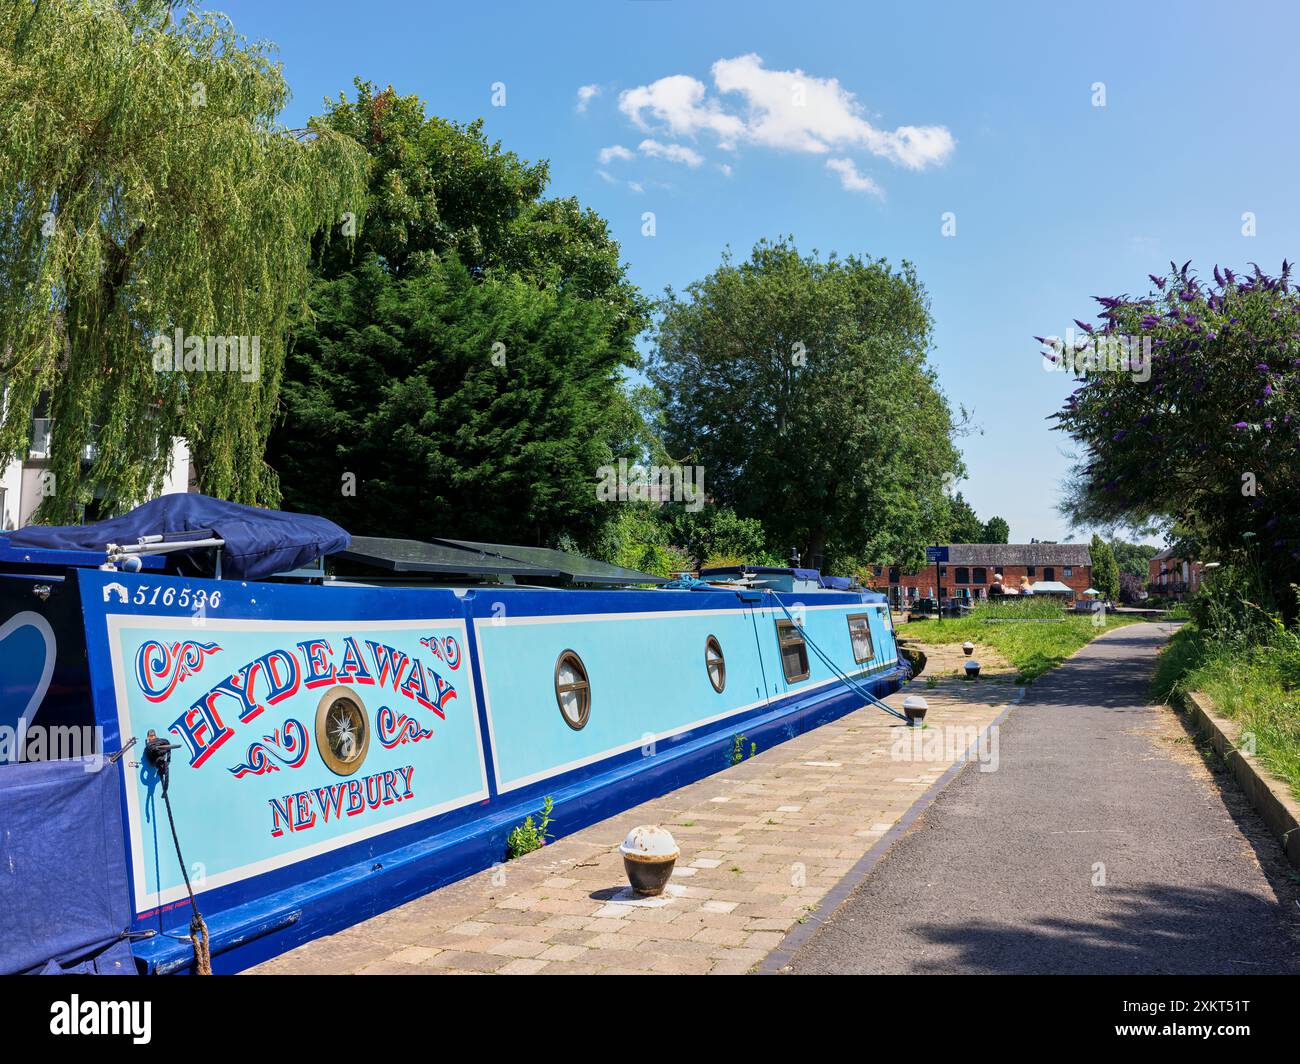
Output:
[847, 614, 875, 663]
[775, 620, 810, 682]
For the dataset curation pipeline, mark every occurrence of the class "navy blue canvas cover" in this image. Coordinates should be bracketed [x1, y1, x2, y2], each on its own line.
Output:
[818, 576, 853, 590]
[0, 758, 135, 975]
[3, 493, 349, 581]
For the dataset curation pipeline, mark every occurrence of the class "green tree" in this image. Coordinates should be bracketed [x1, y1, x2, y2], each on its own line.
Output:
[269, 82, 648, 543]
[649, 239, 962, 571]
[1052, 262, 1300, 616]
[0, 1, 367, 520]
[1090, 534, 1120, 600]
[276, 256, 631, 545]
[1108, 539, 1158, 579]
[982, 516, 1011, 544]
[943, 493, 985, 543]
[585, 503, 692, 579]
[660, 503, 770, 568]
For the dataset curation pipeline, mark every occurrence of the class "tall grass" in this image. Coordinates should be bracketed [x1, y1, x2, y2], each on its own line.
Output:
[1153, 624, 1300, 798]
[904, 609, 1140, 682]
[971, 597, 1067, 621]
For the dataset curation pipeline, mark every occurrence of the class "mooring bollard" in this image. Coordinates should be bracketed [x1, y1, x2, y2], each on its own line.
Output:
[619, 825, 679, 896]
[902, 694, 929, 727]
[964, 659, 981, 679]
[962, 641, 975, 656]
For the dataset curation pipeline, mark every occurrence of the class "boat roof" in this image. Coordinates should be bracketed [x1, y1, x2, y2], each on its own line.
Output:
[698, 564, 863, 593]
[0, 495, 666, 587]
[336, 537, 667, 586]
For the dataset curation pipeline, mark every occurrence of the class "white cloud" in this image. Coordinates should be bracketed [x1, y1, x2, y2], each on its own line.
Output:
[576, 84, 600, 113]
[718, 163, 733, 177]
[618, 74, 746, 147]
[598, 144, 634, 164]
[596, 169, 617, 184]
[826, 158, 883, 197]
[712, 54, 953, 168]
[627, 180, 644, 194]
[638, 139, 704, 167]
[615, 54, 955, 187]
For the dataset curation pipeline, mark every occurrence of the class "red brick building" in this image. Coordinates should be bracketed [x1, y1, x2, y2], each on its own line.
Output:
[1147, 548, 1202, 599]
[866, 543, 1094, 606]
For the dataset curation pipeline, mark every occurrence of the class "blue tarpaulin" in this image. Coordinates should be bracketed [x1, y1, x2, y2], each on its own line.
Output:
[2, 493, 349, 581]
[0, 758, 136, 974]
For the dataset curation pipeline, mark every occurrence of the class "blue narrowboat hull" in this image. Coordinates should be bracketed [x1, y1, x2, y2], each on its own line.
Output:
[1, 563, 902, 973]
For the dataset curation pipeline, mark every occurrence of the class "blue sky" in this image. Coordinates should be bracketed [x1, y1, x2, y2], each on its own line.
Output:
[210, 0, 1300, 547]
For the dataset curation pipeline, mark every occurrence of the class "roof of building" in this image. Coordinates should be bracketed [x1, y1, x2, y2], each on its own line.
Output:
[1151, 547, 1175, 561]
[945, 543, 1092, 567]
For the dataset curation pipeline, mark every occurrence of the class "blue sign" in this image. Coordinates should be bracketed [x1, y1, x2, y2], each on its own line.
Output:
[925, 546, 949, 563]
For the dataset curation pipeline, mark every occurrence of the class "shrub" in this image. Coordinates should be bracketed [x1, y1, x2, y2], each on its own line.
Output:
[505, 797, 554, 860]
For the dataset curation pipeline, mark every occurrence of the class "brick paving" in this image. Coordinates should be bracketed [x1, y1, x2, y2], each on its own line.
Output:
[248, 640, 1015, 975]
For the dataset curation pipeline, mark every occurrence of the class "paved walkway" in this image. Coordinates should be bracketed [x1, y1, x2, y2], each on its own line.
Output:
[786, 623, 1300, 974]
[248, 641, 1016, 974]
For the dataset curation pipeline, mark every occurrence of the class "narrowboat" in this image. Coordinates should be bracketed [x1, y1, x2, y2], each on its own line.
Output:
[0, 495, 911, 974]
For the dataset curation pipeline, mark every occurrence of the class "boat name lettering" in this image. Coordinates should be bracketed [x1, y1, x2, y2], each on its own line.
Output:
[164, 636, 459, 769]
[269, 765, 416, 837]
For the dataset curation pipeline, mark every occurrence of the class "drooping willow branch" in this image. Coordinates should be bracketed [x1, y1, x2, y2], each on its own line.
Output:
[0, 0, 368, 521]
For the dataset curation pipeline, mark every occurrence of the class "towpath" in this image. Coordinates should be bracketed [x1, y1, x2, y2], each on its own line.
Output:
[249, 641, 1017, 974]
[783, 622, 1300, 974]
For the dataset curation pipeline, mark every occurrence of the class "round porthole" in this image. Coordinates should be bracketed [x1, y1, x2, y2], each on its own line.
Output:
[316, 685, 370, 776]
[554, 650, 591, 730]
[705, 635, 726, 693]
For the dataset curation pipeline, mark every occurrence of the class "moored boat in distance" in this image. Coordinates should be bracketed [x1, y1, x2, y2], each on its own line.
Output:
[0, 496, 908, 974]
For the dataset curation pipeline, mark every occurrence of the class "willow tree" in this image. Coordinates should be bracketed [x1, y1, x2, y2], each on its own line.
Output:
[0, 0, 367, 521]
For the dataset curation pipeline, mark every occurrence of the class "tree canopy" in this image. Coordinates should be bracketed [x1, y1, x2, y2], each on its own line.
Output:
[268, 81, 649, 544]
[1108, 539, 1157, 579]
[943, 492, 985, 543]
[981, 516, 1011, 544]
[1090, 534, 1120, 600]
[274, 255, 635, 544]
[648, 239, 962, 571]
[0, 0, 367, 520]
[1052, 261, 1299, 611]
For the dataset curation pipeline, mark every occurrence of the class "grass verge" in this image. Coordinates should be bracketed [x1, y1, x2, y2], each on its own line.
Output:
[903, 611, 1142, 682]
[1152, 624, 1300, 800]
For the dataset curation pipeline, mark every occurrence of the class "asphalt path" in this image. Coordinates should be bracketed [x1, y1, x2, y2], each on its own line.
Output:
[789, 622, 1300, 974]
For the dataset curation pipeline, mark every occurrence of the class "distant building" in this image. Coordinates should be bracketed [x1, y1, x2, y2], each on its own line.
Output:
[0, 408, 190, 530]
[1147, 548, 1202, 599]
[866, 543, 1094, 607]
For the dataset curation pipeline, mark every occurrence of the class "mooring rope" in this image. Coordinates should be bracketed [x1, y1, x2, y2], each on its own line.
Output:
[763, 590, 910, 722]
[147, 732, 212, 975]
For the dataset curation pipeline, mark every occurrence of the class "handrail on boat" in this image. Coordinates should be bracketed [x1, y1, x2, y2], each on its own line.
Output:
[761, 588, 910, 723]
[105, 533, 226, 578]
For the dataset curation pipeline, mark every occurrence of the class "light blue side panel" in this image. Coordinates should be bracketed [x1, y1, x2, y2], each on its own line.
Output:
[753, 603, 894, 697]
[478, 600, 895, 793]
[477, 607, 770, 792]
